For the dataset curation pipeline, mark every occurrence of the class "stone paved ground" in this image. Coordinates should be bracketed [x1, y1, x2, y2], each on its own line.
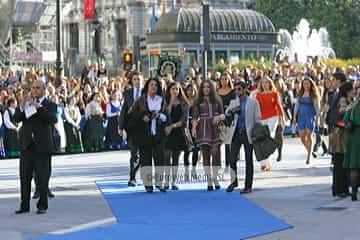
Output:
[0, 138, 358, 240]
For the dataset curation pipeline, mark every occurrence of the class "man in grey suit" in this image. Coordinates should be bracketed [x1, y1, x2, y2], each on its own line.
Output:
[225, 80, 261, 194]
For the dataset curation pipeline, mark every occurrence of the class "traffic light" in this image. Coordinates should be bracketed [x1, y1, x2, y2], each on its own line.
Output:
[123, 52, 133, 71]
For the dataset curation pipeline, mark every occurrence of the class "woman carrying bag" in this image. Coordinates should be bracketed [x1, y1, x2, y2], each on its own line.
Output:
[343, 91, 360, 201]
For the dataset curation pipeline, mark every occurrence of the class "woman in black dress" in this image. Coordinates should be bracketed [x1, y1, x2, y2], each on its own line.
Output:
[183, 83, 199, 180]
[164, 82, 189, 190]
[4, 97, 20, 158]
[83, 93, 104, 152]
[217, 72, 236, 170]
[64, 96, 83, 153]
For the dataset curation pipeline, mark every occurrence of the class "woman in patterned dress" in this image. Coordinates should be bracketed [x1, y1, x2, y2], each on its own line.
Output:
[192, 80, 225, 191]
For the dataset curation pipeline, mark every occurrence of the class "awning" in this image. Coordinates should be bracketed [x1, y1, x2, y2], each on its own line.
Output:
[12, 0, 46, 27]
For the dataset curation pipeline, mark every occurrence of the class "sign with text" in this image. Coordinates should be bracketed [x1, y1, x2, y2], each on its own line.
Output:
[13, 52, 42, 63]
[211, 33, 277, 43]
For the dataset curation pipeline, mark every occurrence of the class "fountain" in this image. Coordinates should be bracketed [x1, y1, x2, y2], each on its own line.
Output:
[276, 19, 336, 63]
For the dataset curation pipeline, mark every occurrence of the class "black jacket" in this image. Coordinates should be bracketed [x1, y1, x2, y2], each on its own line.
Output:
[119, 88, 138, 133]
[14, 99, 57, 153]
[251, 123, 277, 161]
[127, 95, 168, 147]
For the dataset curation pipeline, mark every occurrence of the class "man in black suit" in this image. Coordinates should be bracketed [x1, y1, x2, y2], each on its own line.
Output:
[119, 73, 143, 187]
[14, 80, 57, 215]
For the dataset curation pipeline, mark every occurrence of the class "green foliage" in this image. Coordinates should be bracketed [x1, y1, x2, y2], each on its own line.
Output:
[212, 59, 272, 73]
[323, 58, 360, 68]
[256, 0, 360, 59]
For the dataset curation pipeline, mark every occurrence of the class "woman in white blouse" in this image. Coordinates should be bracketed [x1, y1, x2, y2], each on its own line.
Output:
[4, 97, 21, 158]
[64, 96, 83, 153]
[105, 90, 123, 149]
[83, 93, 104, 152]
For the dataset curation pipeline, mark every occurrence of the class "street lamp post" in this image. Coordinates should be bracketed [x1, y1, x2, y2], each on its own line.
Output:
[201, 2, 210, 81]
[55, 0, 62, 87]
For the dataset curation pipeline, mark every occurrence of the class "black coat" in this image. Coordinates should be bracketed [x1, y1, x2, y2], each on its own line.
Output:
[119, 88, 138, 133]
[127, 95, 168, 147]
[251, 123, 277, 161]
[14, 99, 57, 153]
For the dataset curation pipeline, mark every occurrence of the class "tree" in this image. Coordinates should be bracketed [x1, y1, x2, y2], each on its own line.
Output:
[256, 0, 360, 58]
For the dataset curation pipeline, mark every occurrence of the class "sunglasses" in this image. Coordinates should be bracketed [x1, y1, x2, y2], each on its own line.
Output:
[234, 87, 243, 91]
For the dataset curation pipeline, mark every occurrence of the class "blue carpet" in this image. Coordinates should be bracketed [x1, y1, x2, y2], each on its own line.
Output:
[34, 180, 292, 240]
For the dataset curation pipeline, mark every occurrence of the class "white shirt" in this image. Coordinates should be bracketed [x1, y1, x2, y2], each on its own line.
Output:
[64, 106, 81, 127]
[133, 88, 141, 101]
[147, 95, 167, 135]
[106, 101, 121, 118]
[85, 101, 102, 119]
[37, 96, 46, 105]
[4, 108, 21, 130]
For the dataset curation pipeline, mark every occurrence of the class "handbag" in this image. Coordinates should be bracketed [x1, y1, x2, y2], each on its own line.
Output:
[182, 127, 194, 151]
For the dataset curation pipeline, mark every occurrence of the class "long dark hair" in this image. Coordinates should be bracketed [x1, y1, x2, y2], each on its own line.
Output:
[165, 82, 184, 104]
[194, 80, 221, 106]
[298, 77, 320, 101]
[142, 78, 163, 97]
[218, 72, 233, 89]
[184, 83, 198, 99]
[339, 81, 353, 99]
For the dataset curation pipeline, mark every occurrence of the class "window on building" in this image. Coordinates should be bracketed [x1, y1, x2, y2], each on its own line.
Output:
[215, 51, 227, 64]
[69, 23, 79, 51]
[185, 50, 198, 69]
[230, 51, 242, 64]
[244, 50, 257, 60]
[259, 51, 271, 60]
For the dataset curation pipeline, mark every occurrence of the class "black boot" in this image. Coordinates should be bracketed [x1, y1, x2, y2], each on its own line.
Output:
[276, 146, 282, 162]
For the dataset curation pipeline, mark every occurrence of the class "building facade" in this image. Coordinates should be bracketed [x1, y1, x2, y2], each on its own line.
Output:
[147, 8, 278, 73]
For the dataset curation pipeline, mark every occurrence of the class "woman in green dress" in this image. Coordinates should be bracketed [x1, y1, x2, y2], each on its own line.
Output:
[343, 93, 360, 201]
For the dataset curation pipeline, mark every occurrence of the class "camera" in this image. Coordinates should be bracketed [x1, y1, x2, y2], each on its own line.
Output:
[150, 111, 158, 119]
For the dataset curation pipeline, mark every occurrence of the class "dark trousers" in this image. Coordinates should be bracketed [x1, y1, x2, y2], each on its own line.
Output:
[183, 148, 199, 167]
[229, 128, 254, 189]
[225, 144, 231, 167]
[34, 158, 52, 193]
[128, 137, 140, 181]
[139, 137, 165, 187]
[20, 147, 51, 210]
[332, 153, 349, 195]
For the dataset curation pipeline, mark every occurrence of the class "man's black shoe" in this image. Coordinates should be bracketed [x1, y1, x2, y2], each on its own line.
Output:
[240, 188, 252, 194]
[128, 180, 136, 187]
[36, 209, 47, 215]
[226, 182, 238, 192]
[15, 208, 30, 214]
[155, 185, 166, 192]
[207, 186, 214, 191]
[48, 190, 55, 198]
[32, 191, 40, 199]
[145, 186, 153, 193]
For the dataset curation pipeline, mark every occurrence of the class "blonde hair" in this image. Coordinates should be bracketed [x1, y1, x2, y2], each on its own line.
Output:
[258, 76, 277, 93]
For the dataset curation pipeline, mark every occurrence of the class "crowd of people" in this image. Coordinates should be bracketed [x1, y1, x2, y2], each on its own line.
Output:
[2, 58, 360, 212]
